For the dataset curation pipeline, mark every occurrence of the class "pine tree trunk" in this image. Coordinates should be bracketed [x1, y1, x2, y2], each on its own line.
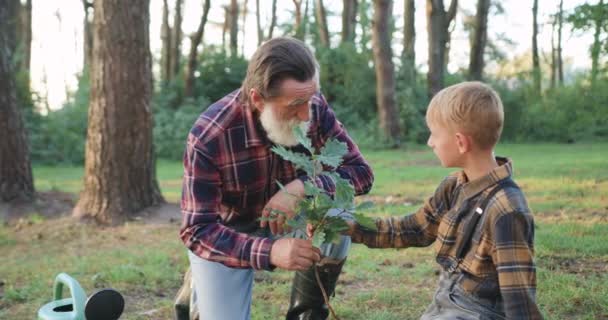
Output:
[591, 0, 604, 86]
[268, 0, 278, 39]
[241, 0, 248, 55]
[229, 0, 239, 57]
[0, 0, 34, 203]
[532, 0, 541, 94]
[402, 0, 416, 82]
[427, 0, 457, 98]
[550, 18, 556, 89]
[16, 0, 31, 75]
[256, 0, 263, 45]
[315, 0, 330, 47]
[342, 0, 358, 43]
[293, 0, 303, 39]
[372, 0, 401, 145]
[83, 0, 93, 70]
[557, 0, 564, 84]
[73, 0, 163, 224]
[171, 0, 183, 77]
[160, 0, 172, 83]
[403, 0, 415, 63]
[184, 0, 210, 98]
[468, 0, 489, 80]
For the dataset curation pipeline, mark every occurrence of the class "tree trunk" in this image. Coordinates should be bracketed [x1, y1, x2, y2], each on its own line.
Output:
[160, 0, 172, 83]
[403, 0, 415, 63]
[427, 0, 458, 98]
[16, 0, 32, 75]
[342, 0, 358, 43]
[0, 0, 34, 203]
[468, 0, 489, 80]
[230, 0, 239, 57]
[550, 17, 556, 88]
[557, 0, 564, 84]
[73, 0, 163, 224]
[372, 0, 401, 145]
[293, 0, 303, 39]
[402, 0, 415, 82]
[268, 0, 278, 39]
[532, 0, 541, 94]
[171, 0, 183, 77]
[222, 6, 228, 51]
[315, 0, 330, 47]
[184, 0, 210, 98]
[256, 0, 263, 45]
[83, 0, 94, 70]
[241, 0, 249, 55]
[591, 0, 604, 86]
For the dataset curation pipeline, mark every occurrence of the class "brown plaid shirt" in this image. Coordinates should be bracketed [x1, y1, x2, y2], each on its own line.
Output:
[352, 158, 542, 319]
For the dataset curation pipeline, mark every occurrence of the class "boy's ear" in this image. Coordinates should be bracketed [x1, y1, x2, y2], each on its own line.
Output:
[249, 89, 265, 112]
[455, 132, 472, 154]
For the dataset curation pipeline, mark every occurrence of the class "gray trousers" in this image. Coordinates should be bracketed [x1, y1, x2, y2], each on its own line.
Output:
[420, 271, 506, 320]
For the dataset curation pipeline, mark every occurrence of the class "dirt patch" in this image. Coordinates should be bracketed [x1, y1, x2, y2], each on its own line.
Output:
[0, 191, 75, 224]
[539, 256, 608, 276]
[1, 190, 181, 227]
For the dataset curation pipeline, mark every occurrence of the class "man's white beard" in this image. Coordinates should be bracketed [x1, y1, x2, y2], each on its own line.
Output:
[259, 105, 310, 147]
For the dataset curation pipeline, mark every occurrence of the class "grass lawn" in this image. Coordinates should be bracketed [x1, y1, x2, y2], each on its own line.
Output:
[1, 143, 607, 319]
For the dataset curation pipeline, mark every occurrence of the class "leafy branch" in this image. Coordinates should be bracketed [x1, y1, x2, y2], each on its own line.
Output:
[269, 126, 376, 320]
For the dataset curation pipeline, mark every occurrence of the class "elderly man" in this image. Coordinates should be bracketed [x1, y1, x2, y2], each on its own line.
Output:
[180, 37, 373, 320]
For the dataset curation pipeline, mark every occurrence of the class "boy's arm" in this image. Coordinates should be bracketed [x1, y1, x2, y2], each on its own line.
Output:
[493, 212, 543, 319]
[350, 177, 456, 248]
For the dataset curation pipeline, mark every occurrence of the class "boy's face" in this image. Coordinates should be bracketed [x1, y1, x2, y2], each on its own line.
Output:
[426, 121, 462, 168]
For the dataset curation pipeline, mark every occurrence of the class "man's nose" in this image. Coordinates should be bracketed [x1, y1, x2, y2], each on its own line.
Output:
[296, 105, 310, 122]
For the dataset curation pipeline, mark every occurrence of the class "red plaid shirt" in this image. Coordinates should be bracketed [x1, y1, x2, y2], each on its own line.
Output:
[180, 89, 373, 270]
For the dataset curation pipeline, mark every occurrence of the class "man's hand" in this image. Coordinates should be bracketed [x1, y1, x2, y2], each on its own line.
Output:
[260, 179, 305, 235]
[270, 238, 321, 271]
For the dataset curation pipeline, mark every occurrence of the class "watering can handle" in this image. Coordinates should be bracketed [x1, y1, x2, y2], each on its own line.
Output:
[53, 273, 87, 316]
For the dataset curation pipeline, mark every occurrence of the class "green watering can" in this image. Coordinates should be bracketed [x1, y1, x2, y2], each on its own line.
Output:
[38, 273, 124, 320]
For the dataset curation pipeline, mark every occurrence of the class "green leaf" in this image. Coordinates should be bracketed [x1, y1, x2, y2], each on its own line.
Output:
[312, 230, 326, 248]
[325, 217, 349, 233]
[353, 212, 377, 231]
[303, 181, 323, 197]
[286, 217, 307, 230]
[332, 174, 355, 209]
[355, 201, 374, 211]
[323, 229, 340, 244]
[271, 145, 315, 176]
[317, 139, 348, 168]
[293, 126, 313, 153]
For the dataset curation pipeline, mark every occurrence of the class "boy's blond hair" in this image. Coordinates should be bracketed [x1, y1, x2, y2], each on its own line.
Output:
[426, 81, 504, 150]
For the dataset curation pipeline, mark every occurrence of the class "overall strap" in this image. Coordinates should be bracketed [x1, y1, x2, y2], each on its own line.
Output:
[448, 178, 517, 273]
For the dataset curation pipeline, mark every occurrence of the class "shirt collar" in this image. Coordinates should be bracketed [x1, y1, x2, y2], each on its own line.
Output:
[457, 156, 513, 200]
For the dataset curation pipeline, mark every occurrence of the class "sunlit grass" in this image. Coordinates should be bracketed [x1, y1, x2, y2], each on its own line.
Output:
[4, 143, 605, 319]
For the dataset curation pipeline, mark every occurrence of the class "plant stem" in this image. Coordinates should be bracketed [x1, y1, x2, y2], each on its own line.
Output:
[314, 265, 341, 320]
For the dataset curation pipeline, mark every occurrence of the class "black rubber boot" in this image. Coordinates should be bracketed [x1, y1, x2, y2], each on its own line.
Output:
[285, 258, 346, 320]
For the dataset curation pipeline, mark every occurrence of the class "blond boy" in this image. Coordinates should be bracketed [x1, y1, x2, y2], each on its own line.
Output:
[349, 82, 542, 319]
